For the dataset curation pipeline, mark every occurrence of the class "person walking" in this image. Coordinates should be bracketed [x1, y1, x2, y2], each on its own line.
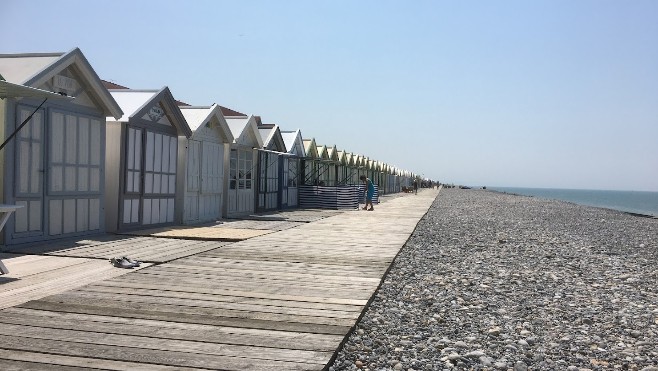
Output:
[413, 179, 418, 195]
[360, 175, 375, 211]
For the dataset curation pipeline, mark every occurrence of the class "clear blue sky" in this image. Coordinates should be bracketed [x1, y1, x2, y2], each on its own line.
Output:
[2, 0, 657, 191]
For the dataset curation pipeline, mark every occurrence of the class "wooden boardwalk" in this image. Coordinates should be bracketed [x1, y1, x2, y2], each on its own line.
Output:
[0, 190, 439, 370]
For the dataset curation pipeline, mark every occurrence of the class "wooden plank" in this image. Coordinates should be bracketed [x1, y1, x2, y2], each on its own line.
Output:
[119, 226, 272, 241]
[0, 257, 151, 310]
[80, 284, 362, 312]
[7, 236, 228, 263]
[94, 277, 369, 306]
[0, 307, 342, 352]
[0, 359, 87, 371]
[0, 349, 185, 371]
[48, 290, 361, 320]
[153, 264, 383, 284]
[135, 267, 379, 289]
[33, 294, 358, 327]
[0, 323, 332, 364]
[19, 301, 351, 335]
[105, 274, 375, 300]
[0, 334, 319, 371]
[176, 255, 386, 276]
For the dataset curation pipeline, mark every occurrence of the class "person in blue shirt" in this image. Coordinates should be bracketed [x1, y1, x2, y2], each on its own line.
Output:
[360, 175, 375, 211]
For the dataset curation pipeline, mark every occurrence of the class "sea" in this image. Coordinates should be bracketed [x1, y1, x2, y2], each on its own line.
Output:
[488, 187, 658, 218]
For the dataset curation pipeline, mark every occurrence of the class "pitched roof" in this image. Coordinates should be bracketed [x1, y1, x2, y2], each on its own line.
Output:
[179, 104, 234, 142]
[219, 106, 246, 117]
[0, 48, 122, 119]
[0, 53, 61, 84]
[302, 138, 318, 158]
[101, 79, 246, 117]
[225, 115, 264, 147]
[258, 124, 286, 152]
[102, 80, 129, 90]
[108, 87, 192, 137]
[281, 129, 305, 156]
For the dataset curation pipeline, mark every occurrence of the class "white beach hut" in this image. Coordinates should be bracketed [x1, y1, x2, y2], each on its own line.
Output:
[335, 149, 346, 185]
[105, 88, 192, 232]
[179, 104, 233, 224]
[280, 129, 305, 208]
[302, 138, 319, 185]
[315, 144, 330, 186]
[326, 145, 339, 186]
[257, 124, 286, 211]
[0, 48, 122, 245]
[225, 115, 263, 217]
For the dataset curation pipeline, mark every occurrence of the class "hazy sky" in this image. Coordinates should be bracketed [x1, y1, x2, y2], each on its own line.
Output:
[2, 0, 657, 191]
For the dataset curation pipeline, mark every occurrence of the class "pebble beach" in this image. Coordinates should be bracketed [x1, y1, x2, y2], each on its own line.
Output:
[330, 189, 658, 371]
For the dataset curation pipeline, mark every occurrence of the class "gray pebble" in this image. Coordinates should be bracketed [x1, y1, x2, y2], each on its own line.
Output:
[328, 190, 658, 370]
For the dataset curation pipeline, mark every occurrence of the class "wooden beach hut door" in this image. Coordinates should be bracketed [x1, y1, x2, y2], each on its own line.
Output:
[281, 157, 289, 207]
[121, 126, 177, 228]
[257, 151, 279, 211]
[12, 106, 104, 242]
[285, 157, 299, 207]
[185, 140, 224, 223]
[12, 106, 45, 239]
[228, 148, 255, 215]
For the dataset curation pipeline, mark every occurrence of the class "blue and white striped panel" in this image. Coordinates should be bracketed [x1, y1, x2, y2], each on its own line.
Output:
[298, 185, 359, 209]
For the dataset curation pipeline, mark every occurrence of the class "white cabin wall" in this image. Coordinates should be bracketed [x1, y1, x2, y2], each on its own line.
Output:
[0, 99, 6, 206]
[221, 143, 230, 218]
[175, 135, 187, 224]
[104, 122, 122, 233]
[0, 100, 6, 246]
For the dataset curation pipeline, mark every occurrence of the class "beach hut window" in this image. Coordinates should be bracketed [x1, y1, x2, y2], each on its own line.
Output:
[49, 112, 102, 194]
[143, 132, 177, 195]
[230, 150, 237, 190]
[243, 150, 254, 189]
[125, 128, 142, 194]
[288, 159, 298, 187]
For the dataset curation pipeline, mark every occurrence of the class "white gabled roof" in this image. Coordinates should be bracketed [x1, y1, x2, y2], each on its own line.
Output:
[226, 116, 249, 138]
[109, 90, 160, 122]
[258, 127, 273, 145]
[281, 129, 305, 157]
[258, 124, 286, 152]
[226, 115, 263, 148]
[179, 104, 234, 143]
[0, 48, 122, 119]
[108, 87, 192, 137]
[179, 106, 210, 131]
[303, 138, 319, 158]
[0, 54, 61, 84]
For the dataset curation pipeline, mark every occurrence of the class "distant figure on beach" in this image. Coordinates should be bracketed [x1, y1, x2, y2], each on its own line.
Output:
[413, 179, 418, 195]
[360, 175, 375, 211]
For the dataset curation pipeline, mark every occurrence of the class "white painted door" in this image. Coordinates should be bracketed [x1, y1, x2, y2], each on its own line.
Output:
[122, 127, 142, 226]
[199, 142, 223, 221]
[121, 127, 177, 227]
[281, 159, 289, 207]
[12, 106, 45, 239]
[47, 111, 102, 236]
[228, 148, 254, 216]
[142, 131, 177, 225]
[257, 151, 279, 211]
[287, 157, 299, 207]
[184, 139, 201, 223]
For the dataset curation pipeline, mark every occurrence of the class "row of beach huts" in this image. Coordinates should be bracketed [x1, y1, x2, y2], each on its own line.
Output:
[0, 48, 417, 247]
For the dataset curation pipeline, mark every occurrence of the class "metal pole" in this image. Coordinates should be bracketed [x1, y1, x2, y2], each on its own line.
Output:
[0, 98, 48, 153]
